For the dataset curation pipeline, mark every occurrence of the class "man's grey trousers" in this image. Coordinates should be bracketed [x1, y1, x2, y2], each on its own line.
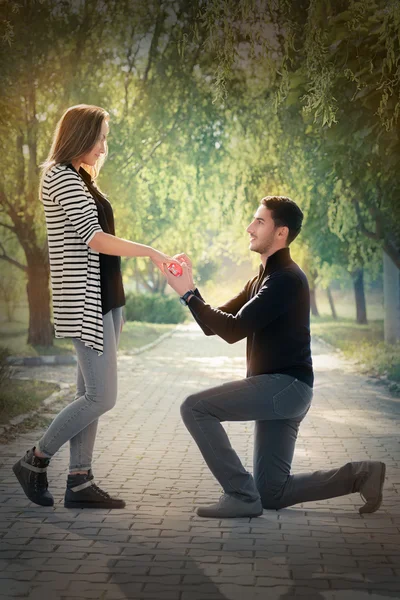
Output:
[181, 373, 368, 508]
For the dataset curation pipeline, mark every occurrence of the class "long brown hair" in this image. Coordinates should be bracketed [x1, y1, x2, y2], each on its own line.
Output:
[40, 104, 109, 188]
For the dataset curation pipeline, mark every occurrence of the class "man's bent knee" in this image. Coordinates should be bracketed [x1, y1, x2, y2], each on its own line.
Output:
[180, 394, 196, 419]
[180, 393, 207, 422]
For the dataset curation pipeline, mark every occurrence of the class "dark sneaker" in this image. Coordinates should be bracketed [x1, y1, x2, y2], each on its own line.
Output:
[12, 447, 54, 507]
[64, 470, 125, 509]
[197, 494, 263, 518]
[359, 461, 386, 514]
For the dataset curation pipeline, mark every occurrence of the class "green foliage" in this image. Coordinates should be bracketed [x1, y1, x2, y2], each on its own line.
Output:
[125, 292, 186, 324]
[0, 378, 58, 422]
[1, 0, 399, 352]
[118, 321, 176, 352]
[0, 259, 25, 321]
[0, 346, 11, 389]
[343, 341, 400, 383]
[194, 0, 400, 272]
[312, 316, 400, 384]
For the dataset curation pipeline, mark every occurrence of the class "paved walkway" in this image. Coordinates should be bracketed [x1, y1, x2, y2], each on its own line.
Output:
[0, 323, 399, 600]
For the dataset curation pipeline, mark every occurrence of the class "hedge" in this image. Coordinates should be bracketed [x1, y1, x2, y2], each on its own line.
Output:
[124, 292, 187, 324]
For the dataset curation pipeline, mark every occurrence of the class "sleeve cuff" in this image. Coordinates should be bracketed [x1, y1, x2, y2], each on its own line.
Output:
[85, 226, 103, 245]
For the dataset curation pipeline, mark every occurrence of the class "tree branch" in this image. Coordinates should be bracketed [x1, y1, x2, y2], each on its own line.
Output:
[143, 1, 165, 83]
[383, 238, 400, 270]
[127, 139, 163, 177]
[123, 109, 185, 181]
[0, 242, 28, 272]
[368, 203, 383, 239]
[0, 221, 16, 233]
[137, 267, 155, 293]
[353, 199, 381, 242]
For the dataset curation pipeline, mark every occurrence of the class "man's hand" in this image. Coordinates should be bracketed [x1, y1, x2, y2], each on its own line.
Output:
[162, 260, 195, 297]
[173, 253, 192, 270]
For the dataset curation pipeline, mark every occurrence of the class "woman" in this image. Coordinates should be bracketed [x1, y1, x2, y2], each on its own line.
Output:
[13, 104, 177, 509]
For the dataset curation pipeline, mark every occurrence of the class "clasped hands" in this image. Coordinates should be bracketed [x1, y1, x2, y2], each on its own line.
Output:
[162, 253, 196, 298]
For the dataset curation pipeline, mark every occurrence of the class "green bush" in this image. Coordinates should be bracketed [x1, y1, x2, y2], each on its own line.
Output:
[125, 292, 186, 324]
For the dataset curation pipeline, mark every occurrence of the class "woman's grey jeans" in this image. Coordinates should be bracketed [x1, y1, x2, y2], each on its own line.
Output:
[37, 307, 122, 471]
[181, 374, 365, 509]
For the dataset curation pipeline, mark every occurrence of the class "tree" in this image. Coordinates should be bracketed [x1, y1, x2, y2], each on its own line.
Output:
[0, 0, 228, 345]
[195, 0, 399, 335]
[0, 0, 122, 345]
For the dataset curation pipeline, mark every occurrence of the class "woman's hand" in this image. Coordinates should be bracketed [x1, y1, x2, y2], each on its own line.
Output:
[150, 249, 178, 273]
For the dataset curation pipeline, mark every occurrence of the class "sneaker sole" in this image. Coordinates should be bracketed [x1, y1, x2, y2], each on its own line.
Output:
[12, 461, 54, 507]
[197, 508, 263, 518]
[64, 501, 126, 509]
[359, 462, 386, 515]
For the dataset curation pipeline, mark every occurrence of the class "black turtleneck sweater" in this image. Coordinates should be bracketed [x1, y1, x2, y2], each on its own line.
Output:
[188, 247, 313, 387]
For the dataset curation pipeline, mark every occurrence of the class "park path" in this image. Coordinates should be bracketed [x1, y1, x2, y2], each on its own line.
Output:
[0, 322, 399, 600]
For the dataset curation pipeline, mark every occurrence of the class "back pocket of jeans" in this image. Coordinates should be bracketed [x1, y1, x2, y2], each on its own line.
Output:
[273, 379, 313, 418]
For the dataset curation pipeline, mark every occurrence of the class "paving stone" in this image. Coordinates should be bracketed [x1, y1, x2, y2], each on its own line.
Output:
[0, 324, 399, 599]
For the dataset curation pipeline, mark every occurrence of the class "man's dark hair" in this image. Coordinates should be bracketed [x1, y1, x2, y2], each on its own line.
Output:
[260, 196, 303, 245]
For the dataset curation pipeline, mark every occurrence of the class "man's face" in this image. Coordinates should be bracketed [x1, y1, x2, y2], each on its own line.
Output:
[246, 205, 285, 255]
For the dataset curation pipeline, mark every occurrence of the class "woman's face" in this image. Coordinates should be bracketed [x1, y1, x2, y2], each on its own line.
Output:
[80, 119, 109, 167]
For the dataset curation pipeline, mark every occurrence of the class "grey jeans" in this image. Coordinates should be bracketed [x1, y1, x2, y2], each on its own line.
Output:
[181, 374, 364, 508]
[37, 307, 122, 471]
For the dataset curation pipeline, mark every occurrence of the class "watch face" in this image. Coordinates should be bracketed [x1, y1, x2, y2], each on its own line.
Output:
[179, 297, 187, 306]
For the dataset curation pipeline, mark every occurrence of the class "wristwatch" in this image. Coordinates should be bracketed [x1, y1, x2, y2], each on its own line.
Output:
[180, 290, 195, 306]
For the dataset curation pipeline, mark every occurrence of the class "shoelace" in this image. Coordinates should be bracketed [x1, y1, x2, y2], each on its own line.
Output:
[33, 470, 49, 492]
[91, 483, 112, 499]
[29, 455, 50, 492]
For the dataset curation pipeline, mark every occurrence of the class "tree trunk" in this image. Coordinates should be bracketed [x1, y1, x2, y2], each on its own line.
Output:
[326, 286, 337, 320]
[134, 261, 140, 293]
[383, 250, 400, 343]
[307, 266, 319, 317]
[159, 276, 167, 295]
[310, 288, 319, 317]
[26, 253, 53, 346]
[352, 268, 368, 325]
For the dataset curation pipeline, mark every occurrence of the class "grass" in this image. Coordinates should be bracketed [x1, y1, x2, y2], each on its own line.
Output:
[310, 316, 384, 348]
[0, 306, 177, 424]
[0, 379, 59, 423]
[0, 304, 176, 356]
[310, 290, 400, 384]
[312, 316, 400, 383]
[118, 321, 177, 352]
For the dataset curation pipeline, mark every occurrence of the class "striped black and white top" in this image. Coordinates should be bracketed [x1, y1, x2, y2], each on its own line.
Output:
[41, 163, 105, 354]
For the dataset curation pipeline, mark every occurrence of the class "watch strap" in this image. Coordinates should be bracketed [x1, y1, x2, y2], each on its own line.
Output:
[181, 290, 195, 305]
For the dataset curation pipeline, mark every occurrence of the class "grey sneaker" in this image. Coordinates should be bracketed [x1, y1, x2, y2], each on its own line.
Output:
[197, 494, 263, 518]
[359, 461, 386, 514]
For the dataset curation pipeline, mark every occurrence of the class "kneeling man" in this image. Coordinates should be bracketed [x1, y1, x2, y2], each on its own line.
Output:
[163, 196, 385, 518]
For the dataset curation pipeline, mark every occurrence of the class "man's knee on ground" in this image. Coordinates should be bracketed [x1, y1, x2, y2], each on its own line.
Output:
[256, 480, 285, 510]
[260, 495, 281, 510]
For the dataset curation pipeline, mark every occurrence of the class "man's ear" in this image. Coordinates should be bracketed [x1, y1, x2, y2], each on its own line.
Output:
[277, 226, 287, 238]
